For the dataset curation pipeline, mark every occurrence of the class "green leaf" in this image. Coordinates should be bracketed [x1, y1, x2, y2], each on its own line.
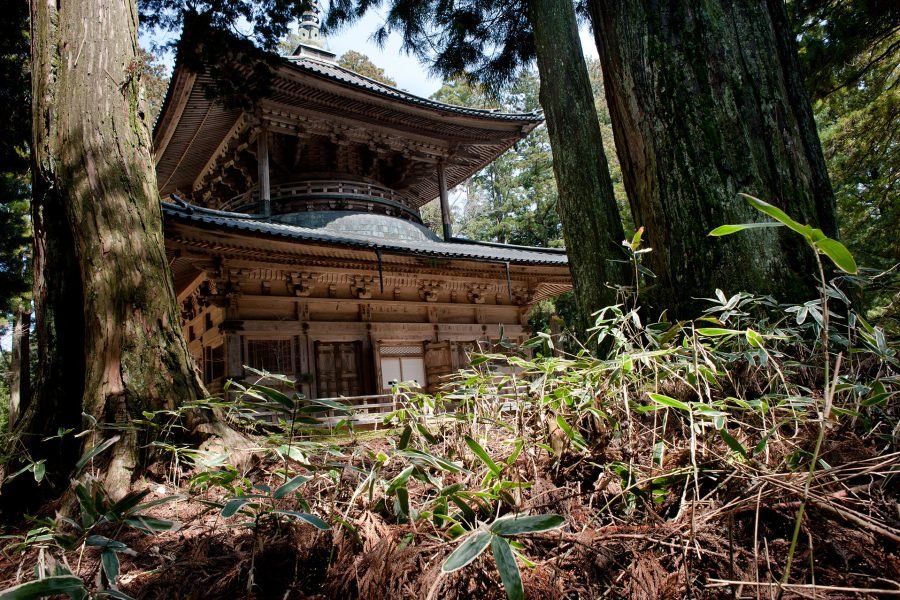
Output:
[101, 550, 120, 586]
[273, 474, 311, 499]
[249, 384, 294, 409]
[85, 536, 129, 551]
[221, 498, 255, 518]
[814, 238, 858, 274]
[696, 328, 741, 337]
[490, 514, 565, 536]
[75, 435, 121, 474]
[718, 430, 748, 459]
[274, 510, 330, 530]
[740, 193, 811, 237]
[465, 437, 502, 476]
[554, 415, 587, 451]
[745, 329, 764, 348]
[647, 393, 692, 413]
[442, 531, 492, 573]
[398, 425, 412, 450]
[386, 466, 415, 495]
[396, 487, 410, 518]
[415, 423, 438, 444]
[491, 535, 524, 600]
[0, 576, 87, 599]
[709, 222, 783, 236]
[124, 516, 182, 533]
[32, 462, 45, 483]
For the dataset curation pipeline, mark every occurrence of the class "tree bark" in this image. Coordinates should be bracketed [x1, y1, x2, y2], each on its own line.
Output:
[527, 0, 628, 335]
[8, 307, 30, 429]
[589, 0, 837, 316]
[22, 0, 216, 498]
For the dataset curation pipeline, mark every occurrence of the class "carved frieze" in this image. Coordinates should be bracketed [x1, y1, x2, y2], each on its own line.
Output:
[418, 280, 444, 302]
[511, 287, 533, 306]
[288, 272, 318, 297]
[467, 284, 491, 304]
[351, 276, 377, 299]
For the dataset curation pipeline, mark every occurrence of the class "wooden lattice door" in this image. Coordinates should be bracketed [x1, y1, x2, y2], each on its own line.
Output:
[315, 341, 363, 398]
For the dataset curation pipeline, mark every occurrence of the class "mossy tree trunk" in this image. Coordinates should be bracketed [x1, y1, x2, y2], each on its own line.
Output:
[527, 0, 628, 335]
[22, 0, 224, 499]
[589, 0, 837, 316]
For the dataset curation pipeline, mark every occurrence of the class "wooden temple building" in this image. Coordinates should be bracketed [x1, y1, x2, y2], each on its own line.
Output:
[153, 14, 572, 402]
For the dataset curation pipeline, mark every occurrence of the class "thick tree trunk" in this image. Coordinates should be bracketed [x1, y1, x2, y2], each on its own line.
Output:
[527, 0, 628, 335]
[8, 308, 30, 429]
[22, 0, 214, 497]
[589, 0, 837, 316]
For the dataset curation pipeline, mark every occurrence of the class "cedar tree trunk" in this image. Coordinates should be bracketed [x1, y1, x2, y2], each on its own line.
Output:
[589, 0, 837, 316]
[8, 307, 30, 429]
[528, 0, 628, 334]
[22, 0, 227, 498]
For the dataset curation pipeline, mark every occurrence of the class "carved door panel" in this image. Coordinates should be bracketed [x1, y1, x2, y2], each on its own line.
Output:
[339, 343, 363, 397]
[424, 341, 452, 394]
[315, 341, 362, 398]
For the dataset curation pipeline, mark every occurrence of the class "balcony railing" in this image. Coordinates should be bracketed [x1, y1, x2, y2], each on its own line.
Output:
[219, 179, 416, 214]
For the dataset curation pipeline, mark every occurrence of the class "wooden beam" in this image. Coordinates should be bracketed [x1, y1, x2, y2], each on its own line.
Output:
[437, 162, 452, 241]
[258, 129, 271, 216]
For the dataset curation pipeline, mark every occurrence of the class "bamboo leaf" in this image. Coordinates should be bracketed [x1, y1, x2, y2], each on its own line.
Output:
[465, 436, 502, 475]
[101, 550, 120, 586]
[554, 415, 586, 451]
[75, 435, 121, 474]
[273, 474, 311, 499]
[386, 465, 415, 495]
[491, 535, 524, 600]
[696, 328, 741, 337]
[274, 510, 330, 530]
[718, 429, 748, 459]
[249, 384, 294, 409]
[398, 424, 412, 450]
[124, 516, 182, 533]
[647, 393, 692, 413]
[442, 531, 492, 572]
[745, 329, 764, 348]
[709, 222, 782, 236]
[0, 576, 87, 599]
[740, 193, 812, 237]
[814, 238, 858, 274]
[490, 514, 565, 536]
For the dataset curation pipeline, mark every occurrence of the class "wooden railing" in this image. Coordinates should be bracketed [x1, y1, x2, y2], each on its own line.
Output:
[235, 392, 398, 428]
[218, 179, 415, 213]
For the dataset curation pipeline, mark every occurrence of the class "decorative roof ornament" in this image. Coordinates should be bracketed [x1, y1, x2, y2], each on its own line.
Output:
[290, 2, 337, 62]
[298, 2, 323, 48]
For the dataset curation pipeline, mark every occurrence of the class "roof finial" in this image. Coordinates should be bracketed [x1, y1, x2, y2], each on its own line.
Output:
[297, 2, 323, 48]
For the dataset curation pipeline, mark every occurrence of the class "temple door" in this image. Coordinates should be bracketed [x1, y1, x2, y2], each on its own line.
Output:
[315, 341, 363, 398]
[424, 341, 453, 394]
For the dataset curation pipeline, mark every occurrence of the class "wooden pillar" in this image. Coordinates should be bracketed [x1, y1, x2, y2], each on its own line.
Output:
[437, 162, 451, 241]
[257, 129, 271, 216]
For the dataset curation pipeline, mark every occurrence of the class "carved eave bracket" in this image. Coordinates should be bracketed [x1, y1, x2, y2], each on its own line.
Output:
[467, 284, 491, 304]
[418, 280, 445, 302]
[511, 287, 534, 306]
[288, 272, 319, 297]
[351, 276, 377, 299]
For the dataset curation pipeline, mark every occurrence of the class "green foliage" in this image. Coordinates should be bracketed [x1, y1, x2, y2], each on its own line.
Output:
[788, 2, 898, 331]
[0, 0, 31, 324]
[710, 194, 858, 274]
[325, 0, 535, 94]
[442, 514, 564, 600]
[336, 50, 397, 86]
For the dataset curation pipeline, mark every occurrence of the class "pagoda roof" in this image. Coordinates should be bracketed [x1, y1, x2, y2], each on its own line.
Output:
[163, 200, 569, 267]
[153, 50, 543, 206]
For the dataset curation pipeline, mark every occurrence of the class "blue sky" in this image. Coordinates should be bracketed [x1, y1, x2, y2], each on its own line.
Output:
[144, 5, 600, 99]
